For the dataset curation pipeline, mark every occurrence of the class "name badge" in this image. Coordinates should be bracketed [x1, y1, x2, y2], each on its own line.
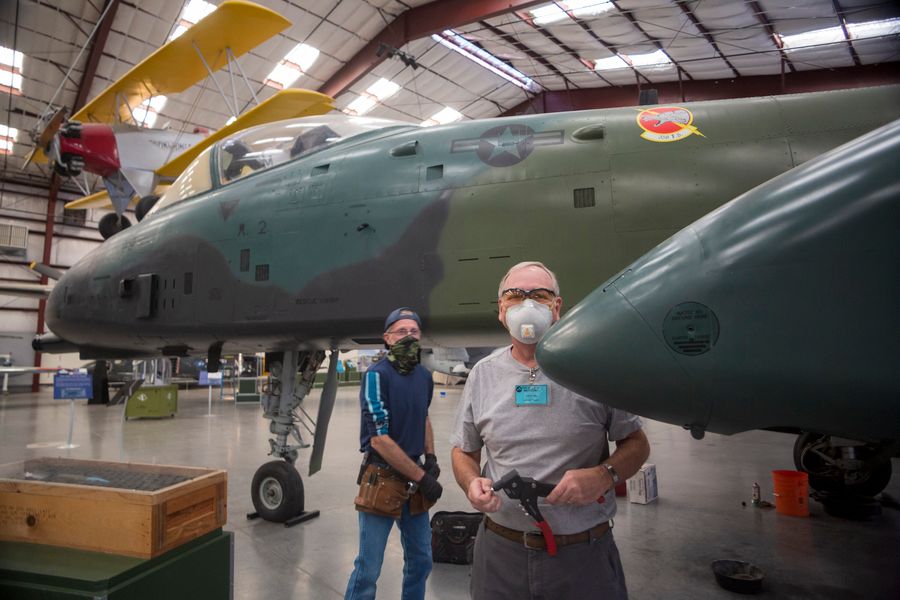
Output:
[515, 384, 549, 406]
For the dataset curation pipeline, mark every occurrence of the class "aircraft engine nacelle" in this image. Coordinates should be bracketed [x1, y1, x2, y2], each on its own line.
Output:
[54, 122, 120, 178]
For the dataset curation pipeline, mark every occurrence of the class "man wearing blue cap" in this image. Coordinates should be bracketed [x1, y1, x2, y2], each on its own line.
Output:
[345, 307, 443, 600]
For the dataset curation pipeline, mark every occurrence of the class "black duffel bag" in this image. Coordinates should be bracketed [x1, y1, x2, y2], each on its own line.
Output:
[430, 511, 482, 564]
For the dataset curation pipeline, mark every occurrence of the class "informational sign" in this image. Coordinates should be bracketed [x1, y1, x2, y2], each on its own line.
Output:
[200, 370, 223, 386]
[53, 373, 92, 400]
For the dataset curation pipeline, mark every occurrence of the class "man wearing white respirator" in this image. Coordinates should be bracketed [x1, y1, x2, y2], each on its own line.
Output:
[450, 261, 650, 600]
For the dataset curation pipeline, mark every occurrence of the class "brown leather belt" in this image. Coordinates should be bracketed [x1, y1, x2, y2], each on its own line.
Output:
[485, 516, 610, 550]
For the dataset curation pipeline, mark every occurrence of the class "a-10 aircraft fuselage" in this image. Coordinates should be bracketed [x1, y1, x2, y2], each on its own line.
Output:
[42, 86, 900, 359]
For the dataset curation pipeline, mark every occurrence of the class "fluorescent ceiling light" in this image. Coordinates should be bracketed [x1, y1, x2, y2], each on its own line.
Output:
[569, 0, 613, 19]
[422, 107, 463, 127]
[169, 0, 216, 40]
[432, 31, 541, 93]
[593, 55, 629, 70]
[0, 46, 24, 94]
[344, 96, 378, 117]
[342, 78, 401, 116]
[265, 43, 320, 90]
[531, 3, 567, 25]
[594, 49, 671, 70]
[367, 78, 401, 101]
[0, 46, 24, 70]
[782, 17, 900, 50]
[0, 123, 17, 155]
[531, 1, 612, 25]
[781, 26, 845, 49]
[134, 95, 167, 128]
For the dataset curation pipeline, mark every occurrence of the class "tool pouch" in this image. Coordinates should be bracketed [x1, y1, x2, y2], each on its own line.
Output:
[430, 511, 483, 564]
[354, 464, 408, 519]
[408, 489, 437, 515]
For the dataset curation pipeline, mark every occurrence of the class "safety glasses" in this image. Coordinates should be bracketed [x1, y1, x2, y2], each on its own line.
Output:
[500, 288, 557, 305]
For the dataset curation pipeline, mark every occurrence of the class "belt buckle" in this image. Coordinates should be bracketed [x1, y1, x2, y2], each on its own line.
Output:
[522, 530, 544, 550]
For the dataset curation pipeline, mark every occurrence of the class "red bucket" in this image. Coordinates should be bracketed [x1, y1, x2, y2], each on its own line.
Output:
[772, 470, 809, 517]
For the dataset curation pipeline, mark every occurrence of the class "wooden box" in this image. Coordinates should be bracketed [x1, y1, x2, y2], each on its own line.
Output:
[0, 457, 226, 558]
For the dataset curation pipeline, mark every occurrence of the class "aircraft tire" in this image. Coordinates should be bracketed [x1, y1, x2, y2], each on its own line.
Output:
[98, 213, 132, 239]
[793, 432, 893, 496]
[251, 460, 304, 522]
[135, 195, 159, 221]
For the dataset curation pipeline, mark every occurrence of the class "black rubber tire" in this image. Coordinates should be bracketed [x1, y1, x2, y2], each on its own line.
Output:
[135, 195, 159, 221]
[250, 460, 304, 522]
[98, 213, 132, 239]
[793, 432, 893, 496]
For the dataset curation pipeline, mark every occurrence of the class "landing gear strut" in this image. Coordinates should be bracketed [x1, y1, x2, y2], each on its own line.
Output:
[248, 349, 340, 525]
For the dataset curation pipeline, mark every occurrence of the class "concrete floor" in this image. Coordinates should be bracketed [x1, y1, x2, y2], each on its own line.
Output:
[1, 384, 898, 599]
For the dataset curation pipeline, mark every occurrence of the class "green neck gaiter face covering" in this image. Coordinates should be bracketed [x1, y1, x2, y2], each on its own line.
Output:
[387, 336, 420, 375]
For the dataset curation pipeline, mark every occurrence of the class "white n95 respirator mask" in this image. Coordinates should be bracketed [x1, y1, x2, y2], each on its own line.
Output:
[504, 299, 553, 344]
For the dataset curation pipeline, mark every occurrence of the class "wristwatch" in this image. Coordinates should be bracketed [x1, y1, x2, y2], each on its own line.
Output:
[602, 463, 620, 485]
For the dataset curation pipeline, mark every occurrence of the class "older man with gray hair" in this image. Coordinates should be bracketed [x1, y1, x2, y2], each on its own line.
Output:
[450, 261, 650, 600]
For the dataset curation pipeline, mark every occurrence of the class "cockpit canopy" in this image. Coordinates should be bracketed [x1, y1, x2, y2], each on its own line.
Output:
[149, 114, 414, 216]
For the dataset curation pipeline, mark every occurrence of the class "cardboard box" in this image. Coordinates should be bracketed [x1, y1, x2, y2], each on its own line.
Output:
[627, 463, 658, 504]
[0, 457, 226, 558]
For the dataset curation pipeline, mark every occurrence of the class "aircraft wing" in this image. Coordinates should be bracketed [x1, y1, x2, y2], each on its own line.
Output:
[156, 89, 335, 178]
[71, 1, 290, 124]
[0, 282, 53, 299]
[64, 185, 170, 211]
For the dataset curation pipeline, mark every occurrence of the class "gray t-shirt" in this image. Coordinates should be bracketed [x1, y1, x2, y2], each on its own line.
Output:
[450, 346, 643, 534]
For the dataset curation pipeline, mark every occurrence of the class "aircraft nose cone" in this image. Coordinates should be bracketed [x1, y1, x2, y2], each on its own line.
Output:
[538, 270, 705, 432]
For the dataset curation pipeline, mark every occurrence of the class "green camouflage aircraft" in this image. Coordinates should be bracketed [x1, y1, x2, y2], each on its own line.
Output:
[30, 84, 900, 520]
[538, 117, 900, 498]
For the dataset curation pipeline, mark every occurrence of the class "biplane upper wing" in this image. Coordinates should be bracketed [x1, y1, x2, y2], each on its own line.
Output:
[156, 89, 335, 178]
[71, 0, 290, 124]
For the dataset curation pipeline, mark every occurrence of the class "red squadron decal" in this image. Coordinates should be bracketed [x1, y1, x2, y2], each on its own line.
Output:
[636, 107, 705, 142]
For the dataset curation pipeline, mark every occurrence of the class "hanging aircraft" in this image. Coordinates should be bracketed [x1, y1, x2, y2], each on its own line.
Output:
[25, 0, 334, 238]
[537, 118, 900, 496]
[27, 84, 900, 521]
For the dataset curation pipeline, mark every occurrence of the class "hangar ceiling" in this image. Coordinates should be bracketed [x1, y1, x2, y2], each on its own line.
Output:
[1, 0, 898, 190]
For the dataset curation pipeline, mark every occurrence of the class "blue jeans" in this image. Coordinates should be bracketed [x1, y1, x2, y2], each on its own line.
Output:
[345, 502, 432, 600]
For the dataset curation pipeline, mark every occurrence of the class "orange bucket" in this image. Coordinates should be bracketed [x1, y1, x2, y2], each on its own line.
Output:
[772, 470, 809, 517]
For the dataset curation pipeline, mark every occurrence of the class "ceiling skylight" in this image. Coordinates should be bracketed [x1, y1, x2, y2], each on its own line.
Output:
[343, 78, 401, 116]
[0, 124, 18, 155]
[0, 46, 24, 95]
[781, 17, 900, 50]
[265, 43, 320, 90]
[133, 95, 167, 128]
[531, 1, 613, 25]
[169, 0, 216, 40]
[432, 30, 541, 93]
[594, 49, 671, 70]
[422, 107, 463, 127]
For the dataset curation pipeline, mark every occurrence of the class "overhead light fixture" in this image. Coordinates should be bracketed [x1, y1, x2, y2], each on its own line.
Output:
[265, 43, 320, 90]
[133, 95, 168, 128]
[531, 1, 613, 25]
[594, 49, 671, 70]
[0, 46, 24, 95]
[343, 78, 401, 116]
[422, 107, 463, 127]
[169, 0, 216, 40]
[0, 123, 18, 155]
[781, 17, 900, 50]
[432, 30, 541, 93]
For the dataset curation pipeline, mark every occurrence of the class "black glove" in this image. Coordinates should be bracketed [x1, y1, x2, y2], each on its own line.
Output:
[423, 453, 440, 480]
[418, 472, 443, 503]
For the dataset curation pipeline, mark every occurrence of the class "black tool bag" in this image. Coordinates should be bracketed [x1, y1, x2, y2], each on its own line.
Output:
[430, 511, 482, 564]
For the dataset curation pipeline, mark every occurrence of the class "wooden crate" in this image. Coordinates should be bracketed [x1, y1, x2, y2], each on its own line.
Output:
[0, 457, 226, 559]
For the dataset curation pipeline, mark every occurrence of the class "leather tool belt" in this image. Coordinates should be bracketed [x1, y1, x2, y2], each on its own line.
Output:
[354, 463, 435, 518]
[485, 516, 610, 551]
